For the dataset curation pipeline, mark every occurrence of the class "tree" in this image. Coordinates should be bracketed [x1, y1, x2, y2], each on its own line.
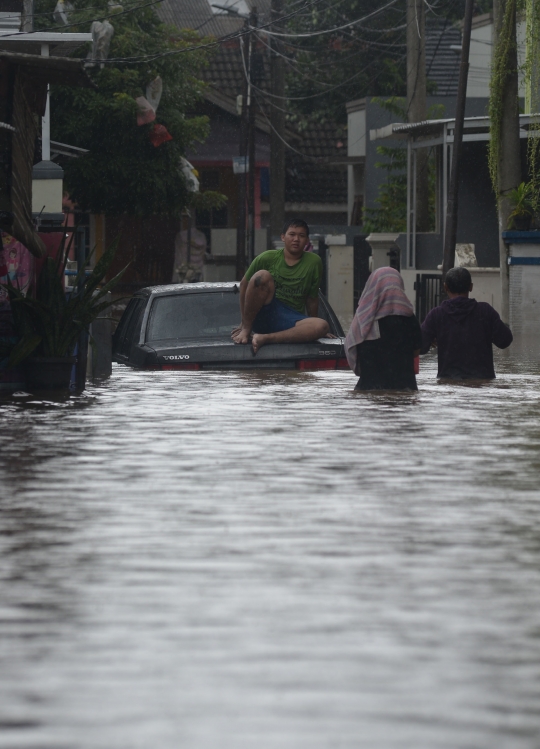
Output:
[489, 0, 521, 322]
[35, 0, 214, 216]
[277, 0, 488, 127]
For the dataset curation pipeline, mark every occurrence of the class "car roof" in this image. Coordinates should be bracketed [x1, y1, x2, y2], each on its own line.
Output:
[136, 282, 239, 298]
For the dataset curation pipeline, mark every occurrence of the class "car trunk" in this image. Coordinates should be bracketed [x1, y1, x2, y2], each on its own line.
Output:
[137, 337, 348, 370]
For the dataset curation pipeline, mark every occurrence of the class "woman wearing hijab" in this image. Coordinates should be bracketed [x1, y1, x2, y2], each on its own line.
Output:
[345, 266, 422, 391]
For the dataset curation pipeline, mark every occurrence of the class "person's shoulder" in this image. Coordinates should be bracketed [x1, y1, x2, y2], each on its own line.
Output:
[475, 301, 501, 318]
[422, 305, 441, 324]
[303, 251, 322, 268]
[476, 300, 496, 311]
[253, 249, 280, 266]
[258, 249, 281, 261]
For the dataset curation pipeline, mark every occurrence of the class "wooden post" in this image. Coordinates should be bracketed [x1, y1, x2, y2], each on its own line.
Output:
[441, 0, 475, 279]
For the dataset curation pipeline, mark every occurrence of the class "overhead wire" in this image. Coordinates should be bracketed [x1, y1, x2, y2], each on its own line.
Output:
[259, 0, 401, 38]
[101, 0, 343, 63]
[10, 0, 164, 36]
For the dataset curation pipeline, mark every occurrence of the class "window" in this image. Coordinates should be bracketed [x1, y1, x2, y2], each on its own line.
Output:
[146, 292, 239, 342]
[115, 298, 146, 357]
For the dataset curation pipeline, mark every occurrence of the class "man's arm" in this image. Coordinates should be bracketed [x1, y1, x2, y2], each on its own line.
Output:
[305, 296, 319, 317]
[420, 310, 437, 354]
[491, 310, 513, 349]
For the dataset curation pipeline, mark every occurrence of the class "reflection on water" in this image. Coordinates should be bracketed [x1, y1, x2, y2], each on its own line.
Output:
[1, 346, 540, 748]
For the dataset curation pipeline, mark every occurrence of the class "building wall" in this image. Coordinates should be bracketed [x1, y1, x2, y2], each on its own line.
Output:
[467, 14, 526, 98]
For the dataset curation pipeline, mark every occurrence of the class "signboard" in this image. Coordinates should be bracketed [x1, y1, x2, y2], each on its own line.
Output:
[232, 156, 249, 174]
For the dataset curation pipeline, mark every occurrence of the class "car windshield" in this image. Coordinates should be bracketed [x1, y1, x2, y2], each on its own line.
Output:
[146, 291, 240, 341]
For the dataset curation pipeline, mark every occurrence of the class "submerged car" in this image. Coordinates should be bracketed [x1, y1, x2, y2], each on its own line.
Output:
[113, 282, 348, 371]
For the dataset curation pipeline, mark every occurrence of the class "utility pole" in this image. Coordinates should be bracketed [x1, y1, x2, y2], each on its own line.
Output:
[269, 0, 285, 249]
[441, 0, 475, 279]
[407, 0, 429, 232]
[247, 6, 258, 266]
[493, 0, 521, 323]
[236, 23, 249, 281]
[22, 0, 33, 31]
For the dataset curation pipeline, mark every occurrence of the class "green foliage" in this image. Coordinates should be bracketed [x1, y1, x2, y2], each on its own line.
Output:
[282, 0, 407, 125]
[362, 97, 442, 233]
[363, 144, 408, 233]
[190, 190, 228, 212]
[35, 0, 214, 216]
[507, 181, 535, 226]
[280, 0, 479, 126]
[3, 236, 127, 364]
[525, 0, 540, 212]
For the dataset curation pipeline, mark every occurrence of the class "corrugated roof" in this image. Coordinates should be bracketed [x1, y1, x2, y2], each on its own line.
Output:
[157, 0, 270, 40]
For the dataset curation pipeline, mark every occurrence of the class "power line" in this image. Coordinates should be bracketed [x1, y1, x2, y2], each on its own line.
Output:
[15, 0, 163, 36]
[259, 0, 401, 38]
[101, 0, 339, 63]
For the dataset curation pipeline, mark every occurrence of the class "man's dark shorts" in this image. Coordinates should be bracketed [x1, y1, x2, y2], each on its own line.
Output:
[252, 295, 307, 334]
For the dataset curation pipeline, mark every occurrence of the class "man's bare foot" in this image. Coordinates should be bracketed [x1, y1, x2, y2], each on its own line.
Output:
[232, 327, 251, 344]
[252, 333, 270, 353]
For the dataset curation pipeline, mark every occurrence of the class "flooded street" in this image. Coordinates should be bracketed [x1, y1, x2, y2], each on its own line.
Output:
[1, 349, 540, 749]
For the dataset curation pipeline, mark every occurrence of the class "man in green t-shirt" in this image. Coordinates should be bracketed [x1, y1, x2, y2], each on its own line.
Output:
[231, 219, 329, 352]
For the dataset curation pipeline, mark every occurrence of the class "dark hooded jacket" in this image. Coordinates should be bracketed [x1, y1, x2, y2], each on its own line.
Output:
[420, 297, 513, 379]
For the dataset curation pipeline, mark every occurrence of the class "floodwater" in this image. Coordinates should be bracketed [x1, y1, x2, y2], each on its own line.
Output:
[1, 347, 540, 749]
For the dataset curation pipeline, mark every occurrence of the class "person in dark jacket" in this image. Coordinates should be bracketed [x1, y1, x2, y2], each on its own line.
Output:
[345, 266, 422, 390]
[420, 267, 513, 379]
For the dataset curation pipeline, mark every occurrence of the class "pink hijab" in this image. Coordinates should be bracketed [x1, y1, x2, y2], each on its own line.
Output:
[345, 266, 414, 373]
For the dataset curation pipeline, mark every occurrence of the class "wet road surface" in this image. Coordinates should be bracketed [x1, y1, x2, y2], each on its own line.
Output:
[1, 348, 540, 748]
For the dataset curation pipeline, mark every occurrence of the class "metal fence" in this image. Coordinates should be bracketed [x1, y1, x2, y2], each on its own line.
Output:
[415, 273, 442, 322]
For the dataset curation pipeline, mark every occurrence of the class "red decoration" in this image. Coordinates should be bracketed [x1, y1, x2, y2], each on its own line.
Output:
[149, 123, 173, 147]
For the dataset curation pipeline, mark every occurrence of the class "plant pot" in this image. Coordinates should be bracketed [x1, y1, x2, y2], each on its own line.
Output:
[512, 215, 533, 231]
[22, 356, 77, 391]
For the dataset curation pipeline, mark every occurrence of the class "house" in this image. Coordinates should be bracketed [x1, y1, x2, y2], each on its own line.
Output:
[368, 112, 534, 317]
[158, 0, 349, 259]
[0, 1, 92, 244]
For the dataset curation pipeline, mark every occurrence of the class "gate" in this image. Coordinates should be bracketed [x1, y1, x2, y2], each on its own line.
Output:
[415, 274, 442, 322]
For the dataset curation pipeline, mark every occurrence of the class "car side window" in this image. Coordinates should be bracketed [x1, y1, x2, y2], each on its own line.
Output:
[118, 299, 145, 357]
[113, 299, 137, 356]
[317, 293, 343, 336]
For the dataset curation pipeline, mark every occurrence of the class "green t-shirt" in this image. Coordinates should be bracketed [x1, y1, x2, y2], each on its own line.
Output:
[245, 249, 322, 313]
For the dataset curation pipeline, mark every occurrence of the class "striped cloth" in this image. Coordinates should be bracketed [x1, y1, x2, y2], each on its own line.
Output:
[345, 266, 414, 373]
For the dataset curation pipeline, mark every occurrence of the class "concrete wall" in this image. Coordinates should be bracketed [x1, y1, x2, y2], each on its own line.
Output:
[467, 14, 526, 99]
[508, 241, 540, 334]
[348, 96, 490, 221]
[327, 244, 354, 331]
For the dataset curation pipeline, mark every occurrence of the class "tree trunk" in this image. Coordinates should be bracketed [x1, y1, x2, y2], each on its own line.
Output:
[269, 0, 286, 247]
[407, 0, 429, 232]
[493, 0, 521, 323]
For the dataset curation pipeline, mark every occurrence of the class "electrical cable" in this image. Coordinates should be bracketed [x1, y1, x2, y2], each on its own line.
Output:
[100, 0, 342, 63]
[259, 0, 401, 38]
[11, 0, 164, 36]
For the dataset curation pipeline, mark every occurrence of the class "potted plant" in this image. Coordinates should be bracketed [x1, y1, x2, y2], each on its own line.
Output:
[507, 182, 536, 231]
[3, 237, 126, 390]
